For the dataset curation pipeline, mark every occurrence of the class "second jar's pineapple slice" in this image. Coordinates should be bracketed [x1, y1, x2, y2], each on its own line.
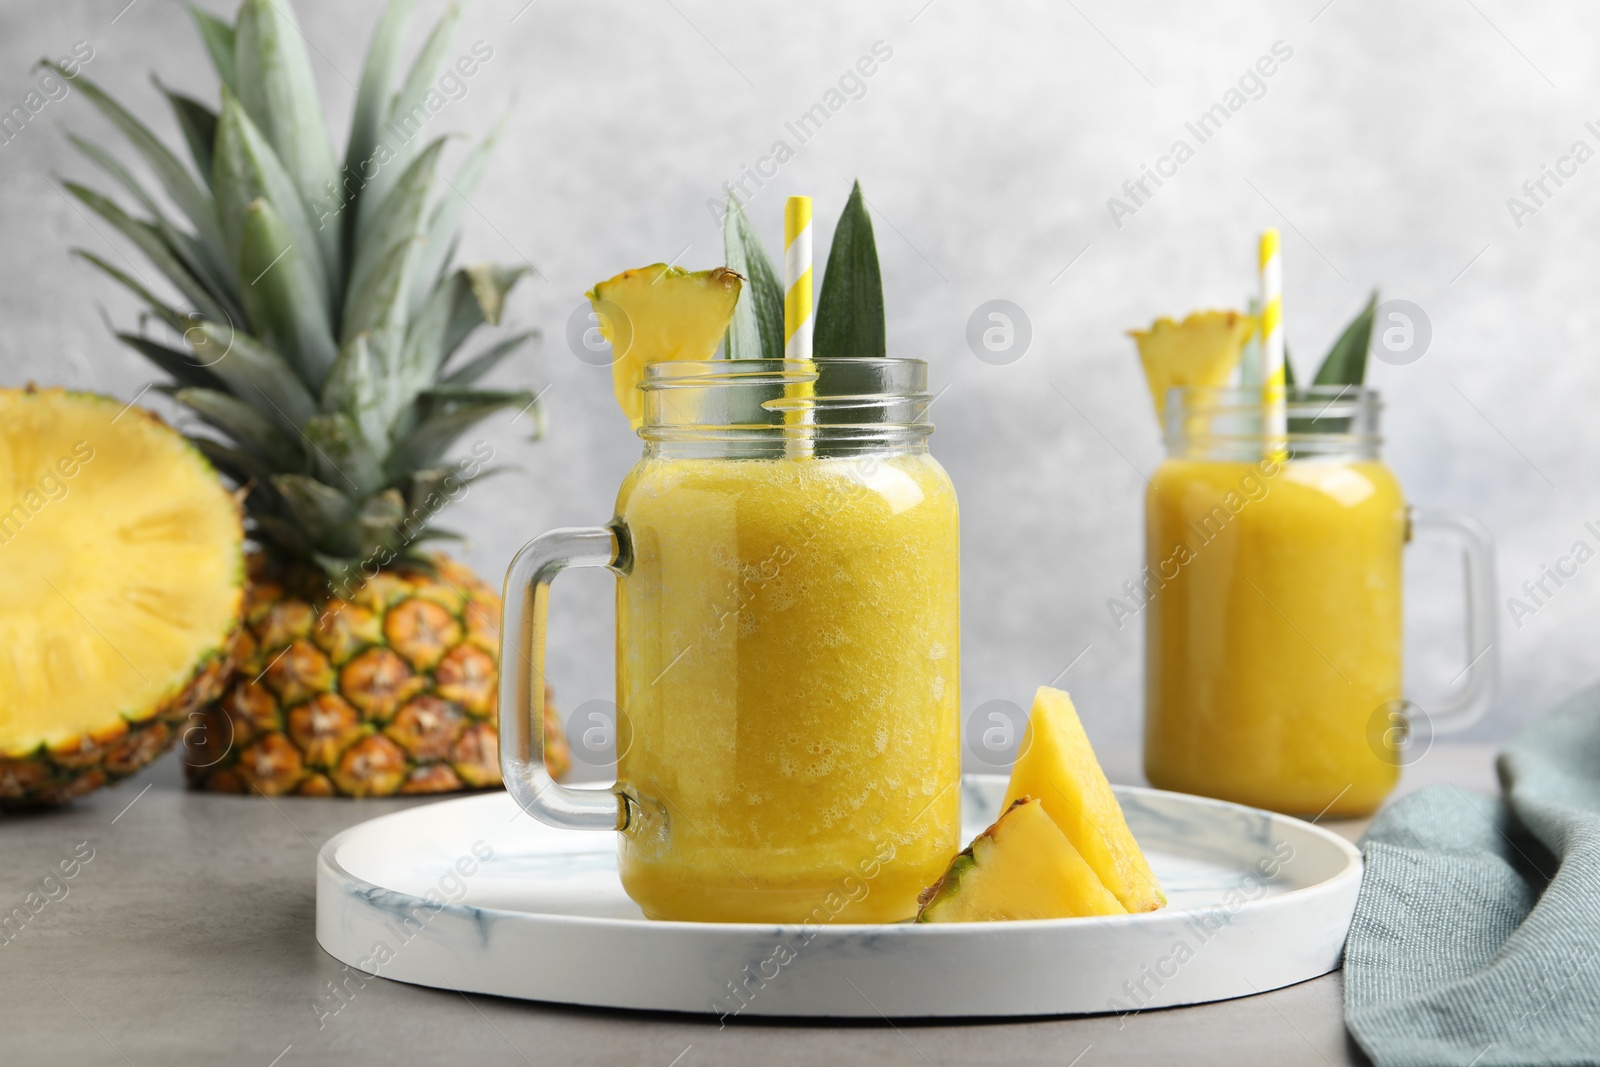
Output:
[1003, 687, 1166, 913]
[916, 798, 1125, 922]
[587, 265, 743, 427]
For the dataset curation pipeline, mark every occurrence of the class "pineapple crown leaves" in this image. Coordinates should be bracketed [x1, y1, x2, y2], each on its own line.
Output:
[721, 179, 885, 360]
[721, 181, 887, 457]
[51, 0, 543, 588]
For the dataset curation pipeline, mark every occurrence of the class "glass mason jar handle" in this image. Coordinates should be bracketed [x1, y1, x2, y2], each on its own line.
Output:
[1409, 507, 1498, 734]
[499, 523, 630, 831]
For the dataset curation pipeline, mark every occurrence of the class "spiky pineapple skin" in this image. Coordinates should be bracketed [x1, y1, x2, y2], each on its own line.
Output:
[0, 638, 239, 810]
[185, 551, 570, 797]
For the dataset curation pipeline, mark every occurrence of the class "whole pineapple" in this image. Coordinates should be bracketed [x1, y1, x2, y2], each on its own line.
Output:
[57, 0, 570, 795]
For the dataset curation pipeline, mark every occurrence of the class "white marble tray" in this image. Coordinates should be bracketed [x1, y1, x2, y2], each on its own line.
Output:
[315, 776, 1361, 1018]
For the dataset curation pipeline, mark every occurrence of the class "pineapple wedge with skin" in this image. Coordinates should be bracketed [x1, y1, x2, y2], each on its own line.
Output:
[587, 265, 742, 427]
[916, 798, 1126, 922]
[1129, 310, 1254, 419]
[0, 388, 243, 808]
[1003, 687, 1166, 912]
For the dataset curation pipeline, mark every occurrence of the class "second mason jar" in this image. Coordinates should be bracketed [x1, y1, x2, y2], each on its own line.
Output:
[1142, 386, 1496, 819]
[500, 359, 960, 923]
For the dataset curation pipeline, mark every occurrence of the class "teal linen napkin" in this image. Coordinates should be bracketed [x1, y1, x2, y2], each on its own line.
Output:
[1344, 683, 1600, 1066]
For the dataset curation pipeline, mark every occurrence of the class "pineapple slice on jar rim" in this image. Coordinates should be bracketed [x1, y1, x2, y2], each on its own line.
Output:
[1129, 310, 1255, 421]
[586, 265, 743, 428]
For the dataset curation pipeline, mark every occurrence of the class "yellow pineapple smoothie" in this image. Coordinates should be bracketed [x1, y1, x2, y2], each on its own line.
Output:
[1143, 457, 1406, 817]
[614, 451, 961, 923]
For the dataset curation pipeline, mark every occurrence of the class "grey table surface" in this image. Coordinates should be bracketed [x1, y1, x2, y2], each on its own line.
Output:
[0, 744, 1500, 1067]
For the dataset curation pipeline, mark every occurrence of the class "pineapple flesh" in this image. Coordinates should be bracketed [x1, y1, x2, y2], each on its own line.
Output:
[1129, 310, 1254, 419]
[587, 265, 743, 427]
[1003, 687, 1166, 912]
[58, 0, 570, 796]
[916, 798, 1126, 923]
[0, 388, 243, 808]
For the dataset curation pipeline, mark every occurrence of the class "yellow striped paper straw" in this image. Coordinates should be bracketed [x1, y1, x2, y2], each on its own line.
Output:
[784, 196, 814, 359]
[1258, 228, 1287, 463]
[783, 196, 815, 456]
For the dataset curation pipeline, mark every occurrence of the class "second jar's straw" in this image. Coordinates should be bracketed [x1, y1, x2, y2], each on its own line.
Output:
[784, 195, 815, 458]
[1258, 228, 1288, 463]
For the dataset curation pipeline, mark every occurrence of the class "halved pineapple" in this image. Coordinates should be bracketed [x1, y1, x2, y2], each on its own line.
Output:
[916, 798, 1125, 922]
[1003, 687, 1166, 912]
[587, 264, 742, 427]
[1129, 310, 1254, 419]
[0, 388, 244, 807]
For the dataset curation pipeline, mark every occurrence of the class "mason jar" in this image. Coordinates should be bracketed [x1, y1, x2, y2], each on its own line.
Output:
[501, 359, 960, 922]
[1142, 386, 1496, 818]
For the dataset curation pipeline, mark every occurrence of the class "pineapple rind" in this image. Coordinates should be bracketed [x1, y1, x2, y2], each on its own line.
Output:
[183, 550, 572, 797]
[916, 797, 1126, 923]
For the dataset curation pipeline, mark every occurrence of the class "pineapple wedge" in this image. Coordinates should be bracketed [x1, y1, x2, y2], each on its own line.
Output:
[587, 265, 743, 428]
[917, 798, 1125, 922]
[1003, 687, 1166, 912]
[1129, 310, 1254, 419]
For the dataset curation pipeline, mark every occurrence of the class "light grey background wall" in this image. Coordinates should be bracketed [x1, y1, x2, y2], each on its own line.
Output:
[2, 0, 1593, 777]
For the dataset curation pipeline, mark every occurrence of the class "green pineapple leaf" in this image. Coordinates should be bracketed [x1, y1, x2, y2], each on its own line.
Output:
[213, 88, 331, 307]
[1312, 291, 1378, 387]
[68, 133, 164, 217]
[401, 268, 475, 390]
[341, 230, 419, 359]
[272, 473, 358, 553]
[354, 488, 410, 560]
[344, 0, 417, 226]
[189, 5, 238, 91]
[442, 330, 538, 387]
[173, 387, 303, 470]
[321, 333, 389, 454]
[722, 192, 785, 360]
[255, 515, 316, 557]
[462, 263, 525, 330]
[813, 179, 885, 359]
[63, 180, 230, 325]
[43, 63, 223, 257]
[238, 197, 339, 387]
[156, 81, 219, 188]
[192, 437, 280, 498]
[410, 109, 513, 316]
[345, 137, 445, 313]
[233, 0, 341, 275]
[68, 135, 240, 317]
[302, 413, 386, 496]
[407, 467, 464, 510]
[116, 332, 228, 393]
[399, 265, 531, 392]
[185, 320, 319, 432]
[355, 1, 461, 236]
[75, 250, 191, 334]
[389, 391, 534, 475]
